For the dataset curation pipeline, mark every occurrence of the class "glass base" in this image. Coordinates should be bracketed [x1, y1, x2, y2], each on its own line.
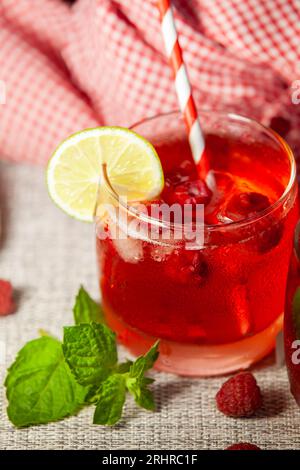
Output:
[105, 308, 283, 376]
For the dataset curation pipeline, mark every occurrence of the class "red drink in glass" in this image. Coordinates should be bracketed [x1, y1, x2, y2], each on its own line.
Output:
[96, 111, 297, 376]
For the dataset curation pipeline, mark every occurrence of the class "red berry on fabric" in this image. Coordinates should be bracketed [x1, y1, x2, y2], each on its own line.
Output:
[226, 442, 261, 450]
[0, 280, 16, 316]
[216, 372, 262, 417]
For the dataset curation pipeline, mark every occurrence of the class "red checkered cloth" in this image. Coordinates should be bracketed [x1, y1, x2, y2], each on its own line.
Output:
[0, 0, 300, 165]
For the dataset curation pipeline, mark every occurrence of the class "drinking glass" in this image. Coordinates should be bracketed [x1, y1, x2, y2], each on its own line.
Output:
[96, 111, 298, 376]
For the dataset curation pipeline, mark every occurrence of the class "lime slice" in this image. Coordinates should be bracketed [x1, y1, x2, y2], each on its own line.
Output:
[47, 127, 164, 222]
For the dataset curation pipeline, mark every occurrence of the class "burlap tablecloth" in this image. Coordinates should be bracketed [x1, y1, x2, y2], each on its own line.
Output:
[0, 160, 300, 450]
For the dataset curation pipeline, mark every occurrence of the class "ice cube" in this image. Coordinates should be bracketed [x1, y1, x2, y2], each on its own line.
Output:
[204, 171, 235, 224]
[150, 244, 175, 262]
[112, 236, 143, 263]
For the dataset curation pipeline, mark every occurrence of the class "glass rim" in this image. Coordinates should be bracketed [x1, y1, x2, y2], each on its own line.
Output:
[100, 109, 297, 233]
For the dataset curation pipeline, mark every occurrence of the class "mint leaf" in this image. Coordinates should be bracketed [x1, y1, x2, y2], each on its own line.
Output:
[127, 376, 155, 411]
[73, 286, 104, 325]
[126, 341, 159, 411]
[292, 287, 300, 339]
[93, 374, 126, 425]
[115, 360, 133, 374]
[63, 322, 117, 386]
[133, 385, 155, 411]
[129, 341, 159, 379]
[5, 336, 87, 427]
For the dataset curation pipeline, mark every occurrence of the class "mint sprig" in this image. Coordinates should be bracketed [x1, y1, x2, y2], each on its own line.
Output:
[92, 342, 159, 425]
[5, 287, 159, 427]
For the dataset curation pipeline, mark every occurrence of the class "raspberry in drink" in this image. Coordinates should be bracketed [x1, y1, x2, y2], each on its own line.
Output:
[96, 111, 297, 376]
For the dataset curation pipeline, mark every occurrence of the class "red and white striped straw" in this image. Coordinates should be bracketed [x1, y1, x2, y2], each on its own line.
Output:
[157, 0, 205, 167]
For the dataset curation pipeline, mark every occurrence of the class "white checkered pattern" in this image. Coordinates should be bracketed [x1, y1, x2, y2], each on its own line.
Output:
[0, 0, 300, 165]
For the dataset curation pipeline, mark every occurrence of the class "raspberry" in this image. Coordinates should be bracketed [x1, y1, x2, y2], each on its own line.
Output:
[165, 250, 209, 286]
[257, 220, 283, 253]
[0, 280, 16, 316]
[225, 191, 270, 222]
[162, 175, 212, 209]
[216, 372, 262, 417]
[226, 442, 261, 451]
[170, 180, 212, 207]
[238, 192, 270, 212]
